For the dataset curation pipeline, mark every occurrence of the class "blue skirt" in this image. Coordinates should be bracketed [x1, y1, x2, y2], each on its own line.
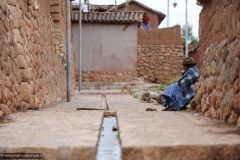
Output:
[161, 83, 189, 111]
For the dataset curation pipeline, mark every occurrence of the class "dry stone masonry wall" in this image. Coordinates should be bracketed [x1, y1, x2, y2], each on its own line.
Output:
[137, 26, 184, 83]
[137, 45, 183, 83]
[0, 0, 69, 119]
[195, 0, 240, 126]
[195, 0, 240, 67]
[195, 37, 240, 127]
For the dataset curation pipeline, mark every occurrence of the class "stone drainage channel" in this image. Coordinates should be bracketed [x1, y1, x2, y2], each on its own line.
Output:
[76, 95, 122, 159]
[96, 112, 122, 160]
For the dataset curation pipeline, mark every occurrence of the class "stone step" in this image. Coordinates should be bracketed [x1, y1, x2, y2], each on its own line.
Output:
[80, 82, 129, 90]
[79, 89, 122, 95]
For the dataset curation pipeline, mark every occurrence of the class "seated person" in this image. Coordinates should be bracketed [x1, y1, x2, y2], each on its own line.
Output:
[142, 57, 199, 111]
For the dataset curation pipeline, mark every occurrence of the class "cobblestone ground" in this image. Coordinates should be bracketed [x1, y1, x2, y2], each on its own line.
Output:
[0, 91, 240, 160]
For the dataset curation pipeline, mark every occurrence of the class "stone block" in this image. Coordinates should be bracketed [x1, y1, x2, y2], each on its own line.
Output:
[21, 68, 33, 82]
[237, 117, 240, 128]
[0, 104, 11, 119]
[19, 82, 32, 103]
[16, 55, 27, 69]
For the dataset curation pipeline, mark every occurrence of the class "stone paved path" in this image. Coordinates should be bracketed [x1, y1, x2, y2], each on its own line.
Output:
[0, 95, 104, 160]
[0, 91, 240, 160]
[107, 95, 240, 160]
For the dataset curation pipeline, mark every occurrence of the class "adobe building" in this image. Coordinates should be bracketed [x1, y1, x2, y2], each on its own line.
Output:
[72, 11, 143, 82]
[117, 0, 166, 28]
[79, 0, 166, 29]
[72, 1, 184, 83]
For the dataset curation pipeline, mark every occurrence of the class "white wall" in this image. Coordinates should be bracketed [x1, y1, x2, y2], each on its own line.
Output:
[72, 23, 137, 72]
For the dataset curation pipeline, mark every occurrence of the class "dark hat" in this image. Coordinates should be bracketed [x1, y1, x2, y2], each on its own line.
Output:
[183, 57, 196, 66]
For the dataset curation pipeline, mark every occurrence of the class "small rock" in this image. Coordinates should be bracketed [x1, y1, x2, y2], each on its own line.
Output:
[112, 126, 118, 132]
[16, 55, 27, 69]
[145, 107, 157, 112]
[20, 82, 32, 103]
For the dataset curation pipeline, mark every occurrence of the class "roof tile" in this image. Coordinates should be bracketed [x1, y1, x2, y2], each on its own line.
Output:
[72, 11, 144, 24]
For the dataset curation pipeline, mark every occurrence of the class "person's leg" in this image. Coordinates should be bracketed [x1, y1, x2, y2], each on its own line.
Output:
[159, 94, 172, 111]
[162, 95, 170, 106]
[143, 23, 148, 29]
[148, 23, 151, 29]
[146, 23, 150, 29]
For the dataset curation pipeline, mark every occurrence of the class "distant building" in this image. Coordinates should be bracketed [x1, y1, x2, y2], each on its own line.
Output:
[72, 0, 165, 29]
[72, 11, 143, 82]
[117, 0, 165, 29]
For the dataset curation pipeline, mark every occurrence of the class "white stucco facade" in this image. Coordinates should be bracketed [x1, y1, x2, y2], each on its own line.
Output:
[72, 23, 138, 72]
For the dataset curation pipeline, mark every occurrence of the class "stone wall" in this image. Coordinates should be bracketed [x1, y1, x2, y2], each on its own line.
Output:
[195, 0, 240, 67]
[137, 26, 184, 83]
[82, 71, 137, 82]
[0, 0, 73, 120]
[138, 25, 183, 45]
[194, 0, 240, 126]
[51, 0, 76, 88]
[195, 37, 240, 126]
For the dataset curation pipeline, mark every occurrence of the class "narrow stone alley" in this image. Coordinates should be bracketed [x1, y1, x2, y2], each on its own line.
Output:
[0, 91, 239, 160]
[1, 0, 240, 159]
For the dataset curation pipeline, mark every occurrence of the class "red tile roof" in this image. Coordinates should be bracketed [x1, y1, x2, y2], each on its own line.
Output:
[72, 4, 116, 12]
[118, 0, 165, 18]
[72, 11, 144, 24]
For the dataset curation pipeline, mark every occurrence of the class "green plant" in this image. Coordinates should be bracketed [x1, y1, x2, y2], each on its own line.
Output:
[181, 24, 199, 46]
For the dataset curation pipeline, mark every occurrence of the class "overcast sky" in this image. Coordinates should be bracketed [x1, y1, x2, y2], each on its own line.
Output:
[73, 0, 202, 37]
